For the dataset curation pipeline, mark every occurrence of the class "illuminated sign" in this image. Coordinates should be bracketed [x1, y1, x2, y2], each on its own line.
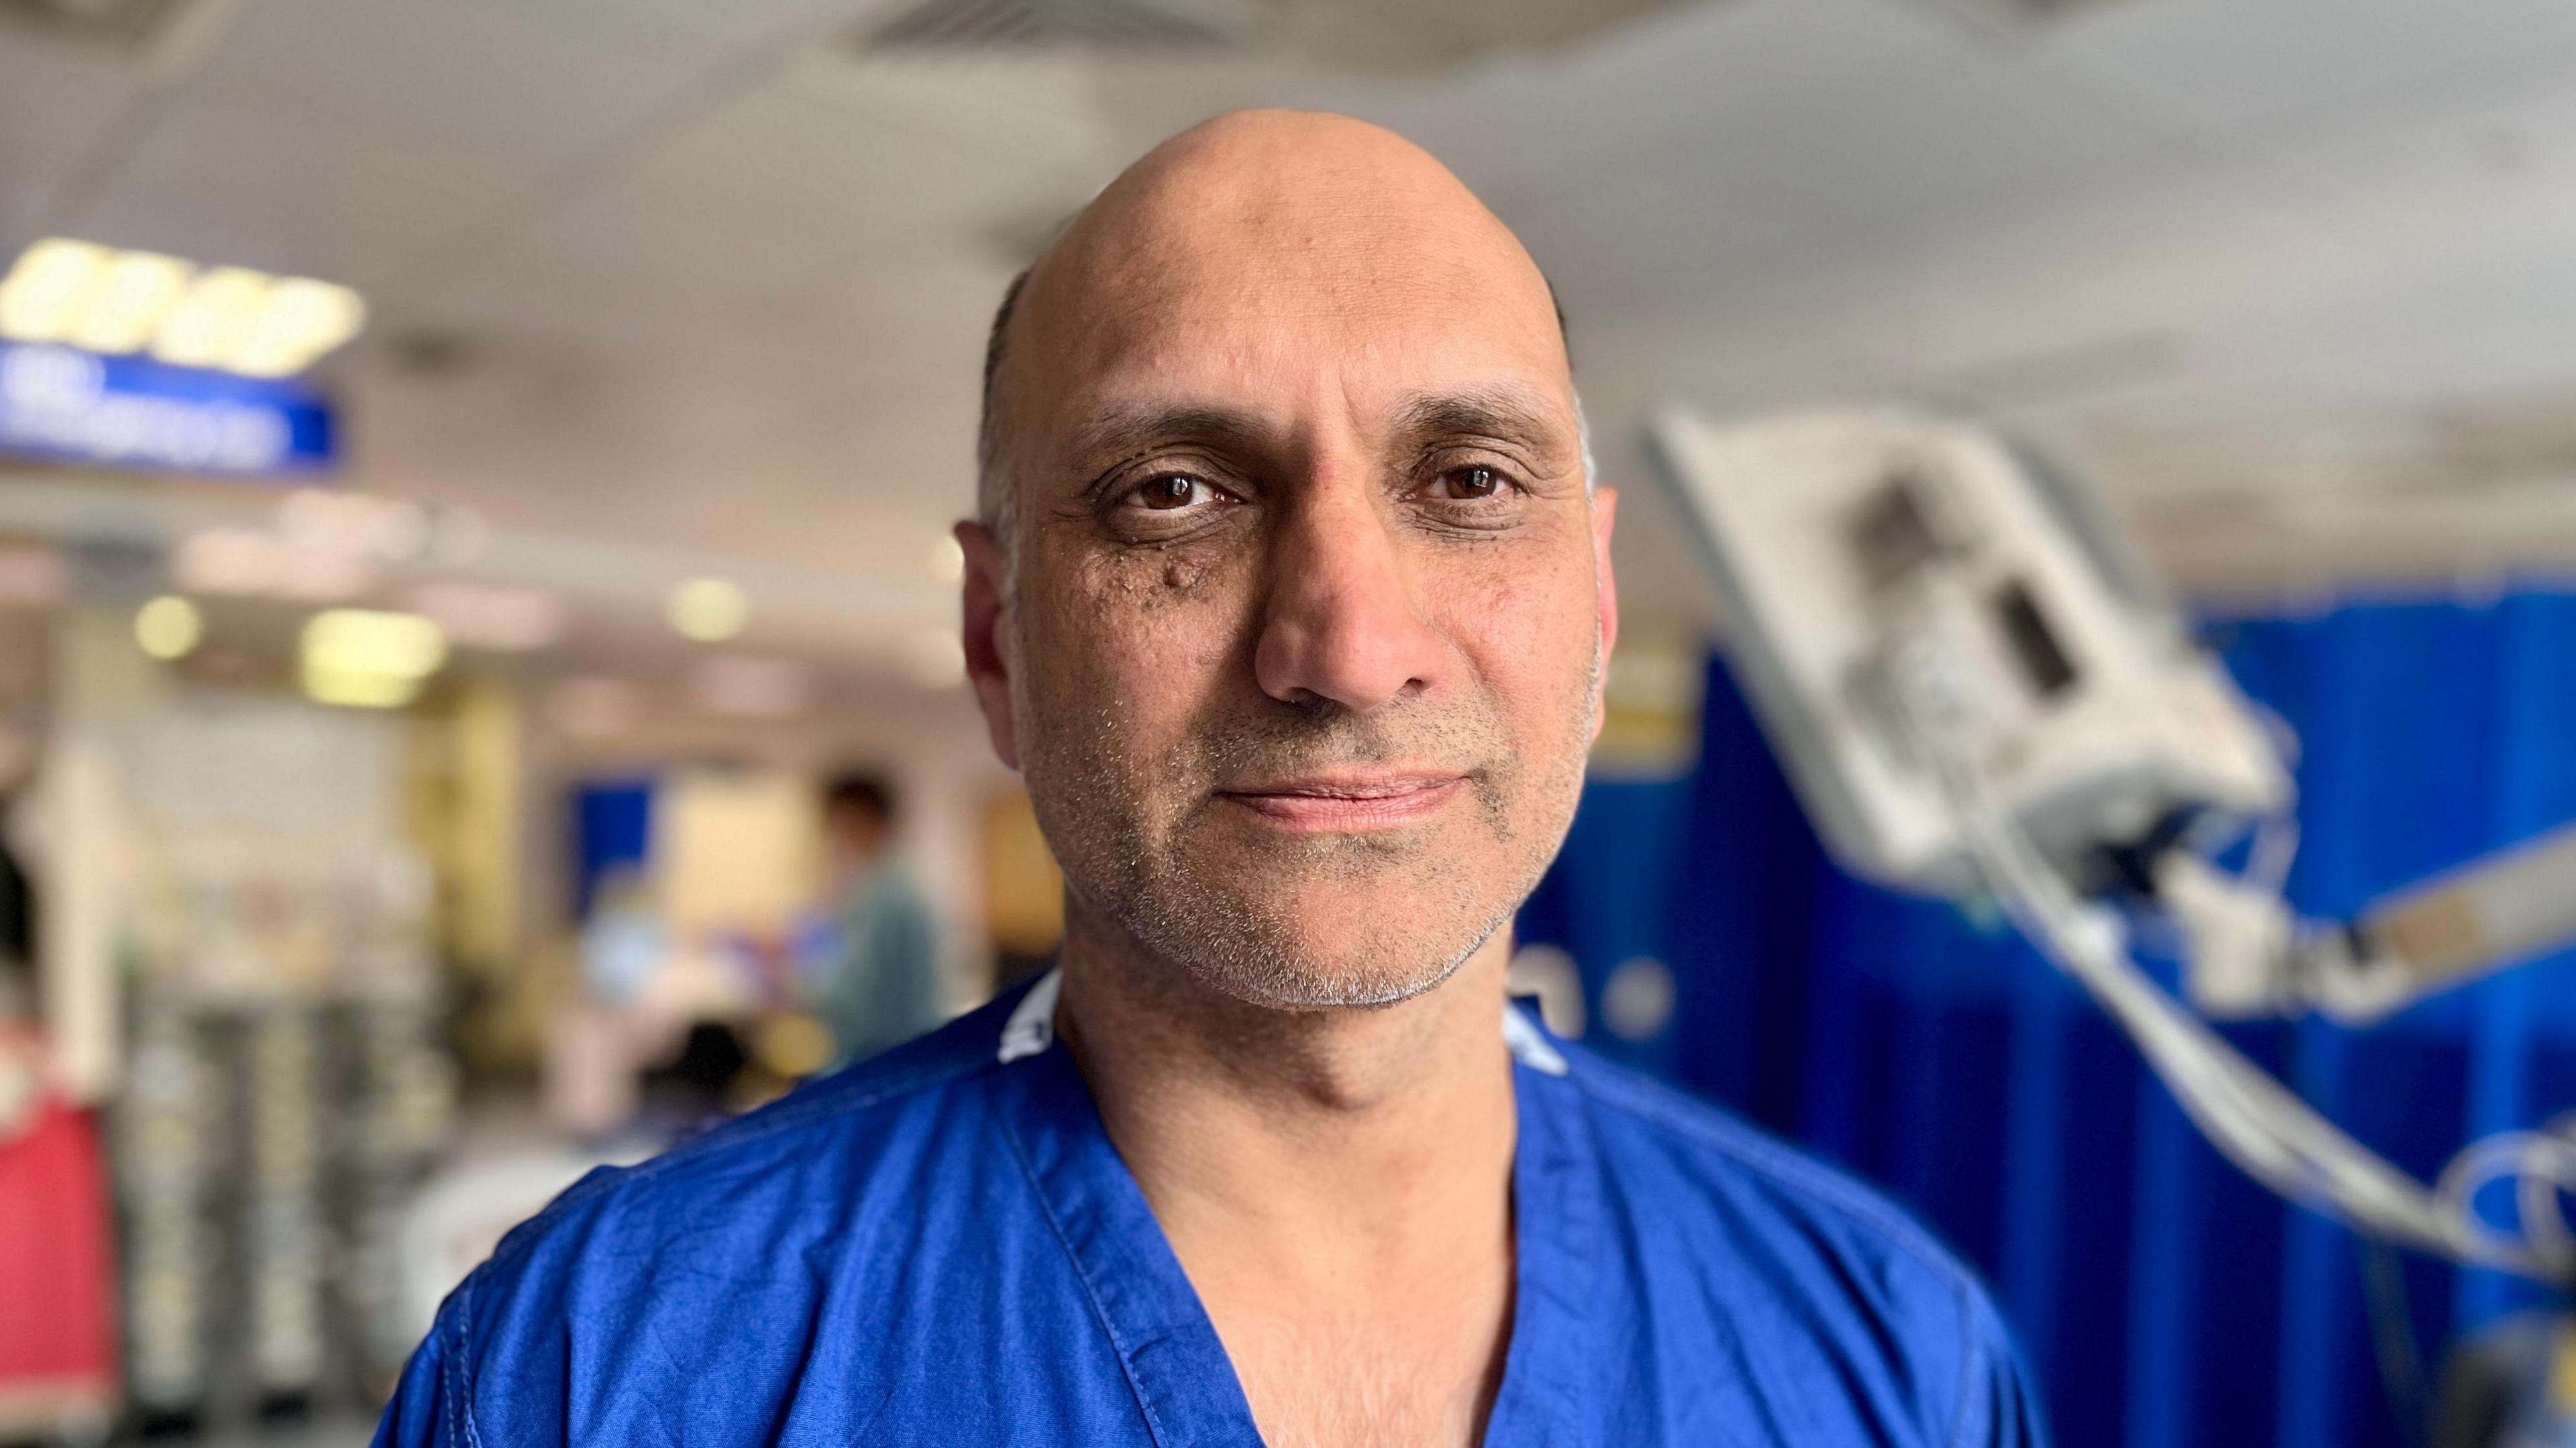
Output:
[0, 340, 334, 476]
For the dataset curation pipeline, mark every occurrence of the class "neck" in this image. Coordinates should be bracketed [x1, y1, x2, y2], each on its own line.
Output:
[1052, 898, 1524, 1444]
[1053, 895, 1519, 1268]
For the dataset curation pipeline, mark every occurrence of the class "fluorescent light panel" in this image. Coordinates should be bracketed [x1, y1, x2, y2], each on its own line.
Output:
[299, 608, 445, 710]
[667, 577, 751, 642]
[303, 665, 421, 709]
[133, 595, 203, 661]
[0, 237, 366, 378]
[302, 608, 446, 679]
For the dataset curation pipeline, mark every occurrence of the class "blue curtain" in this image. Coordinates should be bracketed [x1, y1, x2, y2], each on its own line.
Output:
[570, 776, 655, 920]
[1519, 589, 2576, 1448]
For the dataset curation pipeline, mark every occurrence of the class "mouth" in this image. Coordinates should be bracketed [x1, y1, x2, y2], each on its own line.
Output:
[1214, 772, 1468, 832]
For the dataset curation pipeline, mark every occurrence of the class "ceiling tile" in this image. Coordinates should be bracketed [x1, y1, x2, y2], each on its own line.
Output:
[0, 27, 150, 240]
[180, 0, 700, 174]
[73, 89, 512, 282]
[440, 0, 835, 53]
[2039, 0, 2576, 136]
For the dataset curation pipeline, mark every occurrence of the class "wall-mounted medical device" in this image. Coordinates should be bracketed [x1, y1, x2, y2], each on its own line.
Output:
[1647, 407, 2286, 895]
[1652, 406, 2576, 1282]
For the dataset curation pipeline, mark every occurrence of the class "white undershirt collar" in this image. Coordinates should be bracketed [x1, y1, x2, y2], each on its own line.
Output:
[997, 964, 1568, 1076]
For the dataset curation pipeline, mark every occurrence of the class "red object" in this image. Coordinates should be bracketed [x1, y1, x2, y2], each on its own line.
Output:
[0, 1035, 119, 1429]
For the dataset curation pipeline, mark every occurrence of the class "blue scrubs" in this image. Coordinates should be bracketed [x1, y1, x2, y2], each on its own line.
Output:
[376, 970, 2045, 1446]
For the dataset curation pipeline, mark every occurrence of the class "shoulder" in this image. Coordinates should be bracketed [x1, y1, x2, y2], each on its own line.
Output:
[1549, 1042, 2041, 1447]
[397, 994, 1029, 1439]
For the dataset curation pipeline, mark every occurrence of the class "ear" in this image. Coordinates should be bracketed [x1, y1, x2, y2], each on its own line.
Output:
[956, 520, 1020, 770]
[1589, 486, 1620, 743]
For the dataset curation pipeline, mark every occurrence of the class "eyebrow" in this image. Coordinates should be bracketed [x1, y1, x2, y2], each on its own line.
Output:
[1057, 383, 1577, 490]
[1065, 403, 1277, 476]
[1388, 386, 1574, 462]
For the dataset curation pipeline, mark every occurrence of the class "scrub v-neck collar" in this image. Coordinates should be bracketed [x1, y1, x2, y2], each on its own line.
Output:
[985, 969, 1602, 1446]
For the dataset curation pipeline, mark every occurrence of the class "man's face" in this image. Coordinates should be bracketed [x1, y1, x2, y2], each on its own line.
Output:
[963, 119, 1617, 1010]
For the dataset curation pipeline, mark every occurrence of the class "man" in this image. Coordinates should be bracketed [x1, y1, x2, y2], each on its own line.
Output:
[808, 773, 943, 1070]
[376, 111, 2043, 1447]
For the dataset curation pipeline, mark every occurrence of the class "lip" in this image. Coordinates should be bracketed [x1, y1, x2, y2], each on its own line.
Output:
[1216, 773, 1466, 832]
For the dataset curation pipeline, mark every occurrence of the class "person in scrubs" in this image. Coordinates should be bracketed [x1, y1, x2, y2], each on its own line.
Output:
[376, 110, 2047, 1447]
[808, 773, 944, 1071]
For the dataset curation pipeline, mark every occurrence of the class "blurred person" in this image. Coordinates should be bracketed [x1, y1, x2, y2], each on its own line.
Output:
[0, 791, 117, 1442]
[808, 771, 943, 1070]
[376, 112, 2042, 1447]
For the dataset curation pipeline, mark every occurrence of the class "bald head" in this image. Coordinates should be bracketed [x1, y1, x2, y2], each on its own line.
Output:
[977, 110, 1582, 547]
[953, 108, 1619, 1014]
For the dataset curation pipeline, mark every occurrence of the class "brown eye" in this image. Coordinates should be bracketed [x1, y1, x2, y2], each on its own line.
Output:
[1134, 475, 1208, 510]
[1434, 465, 1504, 500]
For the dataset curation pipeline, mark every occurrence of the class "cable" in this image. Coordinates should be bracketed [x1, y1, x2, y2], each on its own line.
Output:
[2432, 1129, 2576, 1269]
[1880, 633, 2571, 1282]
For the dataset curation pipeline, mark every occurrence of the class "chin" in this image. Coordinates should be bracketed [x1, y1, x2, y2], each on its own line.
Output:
[1127, 868, 1517, 1013]
[1187, 941, 1472, 1013]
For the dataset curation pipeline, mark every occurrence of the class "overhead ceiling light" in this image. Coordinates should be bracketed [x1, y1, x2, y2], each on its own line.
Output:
[151, 266, 265, 367]
[231, 277, 367, 378]
[300, 608, 445, 709]
[133, 594, 202, 660]
[304, 608, 445, 676]
[305, 667, 422, 709]
[0, 238, 105, 341]
[0, 238, 366, 377]
[667, 577, 749, 642]
[67, 249, 189, 354]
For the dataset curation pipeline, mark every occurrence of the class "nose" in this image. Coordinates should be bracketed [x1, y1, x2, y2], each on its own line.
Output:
[1252, 480, 1448, 713]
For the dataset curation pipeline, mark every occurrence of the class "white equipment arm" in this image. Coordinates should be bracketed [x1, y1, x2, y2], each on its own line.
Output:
[2302, 822, 2576, 1021]
[1650, 405, 2576, 1281]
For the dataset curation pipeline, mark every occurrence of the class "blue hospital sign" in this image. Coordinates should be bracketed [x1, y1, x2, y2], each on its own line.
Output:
[0, 341, 335, 476]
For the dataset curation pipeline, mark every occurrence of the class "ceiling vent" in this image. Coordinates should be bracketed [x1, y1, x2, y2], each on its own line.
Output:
[857, 0, 1256, 54]
[2424, 388, 2576, 488]
[1960, 0, 2140, 25]
[0, 0, 190, 46]
[847, 0, 1700, 73]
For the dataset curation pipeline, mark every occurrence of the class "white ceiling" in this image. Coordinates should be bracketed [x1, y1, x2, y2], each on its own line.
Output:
[7, 0, 2576, 637]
